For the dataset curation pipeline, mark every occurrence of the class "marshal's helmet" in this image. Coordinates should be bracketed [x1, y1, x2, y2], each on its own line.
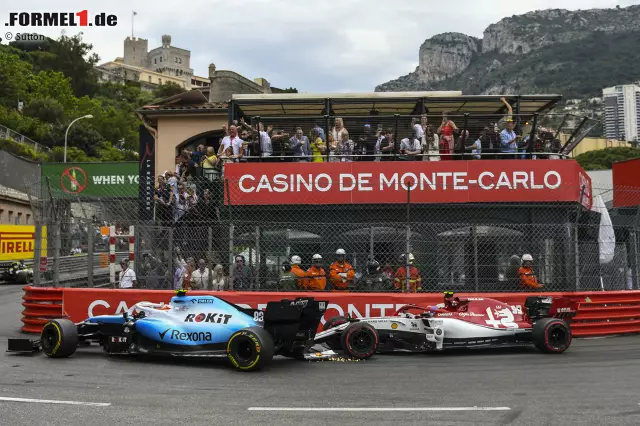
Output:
[312, 254, 323, 266]
[291, 255, 302, 265]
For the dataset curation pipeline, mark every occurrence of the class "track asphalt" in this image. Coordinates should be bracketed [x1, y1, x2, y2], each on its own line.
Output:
[1, 285, 639, 426]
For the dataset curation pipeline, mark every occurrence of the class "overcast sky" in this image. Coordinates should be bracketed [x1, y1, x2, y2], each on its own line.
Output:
[2, 0, 639, 92]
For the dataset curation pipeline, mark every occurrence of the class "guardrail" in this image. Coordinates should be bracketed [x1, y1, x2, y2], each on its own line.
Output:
[17, 288, 640, 336]
[0, 124, 50, 152]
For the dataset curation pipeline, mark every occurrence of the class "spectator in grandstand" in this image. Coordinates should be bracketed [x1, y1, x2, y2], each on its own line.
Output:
[378, 129, 395, 161]
[329, 249, 356, 292]
[456, 129, 470, 159]
[519, 254, 543, 289]
[306, 254, 327, 291]
[190, 144, 206, 165]
[172, 182, 187, 222]
[202, 147, 220, 181]
[211, 264, 228, 291]
[232, 254, 255, 290]
[357, 124, 377, 161]
[173, 257, 187, 290]
[394, 253, 422, 292]
[290, 255, 308, 290]
[177, 154, 197, 180]
[118, 259, 137, 289]
[289, 127, 311, 162]
[310, 128, 326, 162]
[312, 122, 326, 142]
[218, 125, 243, 157]
[336, 131, 355, 162]
[468, 131, 484, 160]
[258, 122, 273, 159]
[331, 117, 348, 143]
[185, 187, 198, 211]
[327, 133, 339, 162]
[399, 131, 422, 161]
[438, 112, 458, 161]
[495, 96, 514, 132]
[190, 258, 210, 290]
[422, 125, 440, 161]
[547, 137, 562, 159]
[500, 118, 520, 158]
[154, 175, 172, 224]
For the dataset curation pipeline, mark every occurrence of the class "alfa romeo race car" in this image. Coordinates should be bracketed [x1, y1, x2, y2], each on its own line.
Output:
[8, 291, 330, 372]
[315, 292, 578, 359]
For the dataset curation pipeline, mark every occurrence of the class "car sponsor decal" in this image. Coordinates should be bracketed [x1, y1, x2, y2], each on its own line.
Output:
[485, 307, 519, 329]
[184, 313, 232, 324]
[391, 323, 398, 329]
[191, 299, 215, 304]
[166, 329, 213, 342]
[158, 328, 170, 339]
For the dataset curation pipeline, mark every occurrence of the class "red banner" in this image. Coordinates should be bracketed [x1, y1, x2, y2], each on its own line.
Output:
[224, 160, 591, 206]
[63, 289, 546, 327]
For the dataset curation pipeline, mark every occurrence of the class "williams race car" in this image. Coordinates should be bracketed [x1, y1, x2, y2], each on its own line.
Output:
[8, 291, 329, 372]
[316, 292, 578, 359]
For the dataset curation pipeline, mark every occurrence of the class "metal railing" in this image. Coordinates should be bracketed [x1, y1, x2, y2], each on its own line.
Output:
[0, 124, 50, 152]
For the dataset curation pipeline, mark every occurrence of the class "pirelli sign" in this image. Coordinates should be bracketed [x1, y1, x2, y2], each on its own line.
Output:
[0, 225, 47, 262]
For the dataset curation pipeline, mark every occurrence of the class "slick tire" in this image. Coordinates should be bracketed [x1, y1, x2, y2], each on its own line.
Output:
[227, 327, 275, 372]
[532, 318, 572, 354]
[322, 315, 348, 331]
[41, 318, 78, 358]
[341, 322, 379, 360]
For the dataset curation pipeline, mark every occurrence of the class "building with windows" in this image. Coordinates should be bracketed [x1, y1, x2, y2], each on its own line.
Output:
[603, 84, 640, 143]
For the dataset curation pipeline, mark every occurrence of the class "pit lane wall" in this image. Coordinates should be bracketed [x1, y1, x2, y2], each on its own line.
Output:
[21, 287, 640, 337]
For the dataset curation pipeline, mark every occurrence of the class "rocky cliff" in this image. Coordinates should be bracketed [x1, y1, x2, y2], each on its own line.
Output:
[376, 5, 640, 97]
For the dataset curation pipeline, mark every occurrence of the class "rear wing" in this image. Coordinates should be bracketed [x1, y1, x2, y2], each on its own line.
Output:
[264, 298, 328, 342]
[524, 296, 579, 322]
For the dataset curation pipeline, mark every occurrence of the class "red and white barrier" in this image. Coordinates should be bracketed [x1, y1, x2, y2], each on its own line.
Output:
[20, 287, 640, 337]
[108, 225, 135, 287]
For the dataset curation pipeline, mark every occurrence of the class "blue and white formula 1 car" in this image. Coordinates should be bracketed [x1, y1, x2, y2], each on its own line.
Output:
[8, 291, 329, 372]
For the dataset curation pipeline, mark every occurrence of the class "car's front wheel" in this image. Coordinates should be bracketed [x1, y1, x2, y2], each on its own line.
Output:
[227, 327, 274, 372]
[532, 318, 572, 353]
[41, 318, 78, 358]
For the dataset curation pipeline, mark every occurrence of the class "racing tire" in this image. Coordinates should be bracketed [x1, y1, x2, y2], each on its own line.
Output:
[322, 315, 348, 331]
[41, 319, 78, 358]
[532, 318, 572, 354]
[227, 327, 275, 372]
[341, 322, 379, 360]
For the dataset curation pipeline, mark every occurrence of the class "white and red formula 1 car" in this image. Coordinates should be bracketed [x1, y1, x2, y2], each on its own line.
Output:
[314, 292, 578, 360]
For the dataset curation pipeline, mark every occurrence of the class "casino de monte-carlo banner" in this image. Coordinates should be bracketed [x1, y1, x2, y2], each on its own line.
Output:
[223, 160, 593, 209]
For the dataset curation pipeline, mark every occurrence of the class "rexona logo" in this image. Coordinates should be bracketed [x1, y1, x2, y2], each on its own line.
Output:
[162, 329, 212, 342]
[191, 299, 215, 304]
[185, 313, 232, 324]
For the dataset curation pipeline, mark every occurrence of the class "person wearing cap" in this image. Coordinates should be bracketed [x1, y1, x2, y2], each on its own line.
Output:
[500, 118, 520, 158]
[232, 254, 254, 290]
[306, 254, 327, 291]
[290, 255, 307, 290]
[519, 254, 543, 289]
[394, 253, 422, 292]
[279, 261, 298, 290]
[118, 258, 137, 289]
[329, 249, 356, 292]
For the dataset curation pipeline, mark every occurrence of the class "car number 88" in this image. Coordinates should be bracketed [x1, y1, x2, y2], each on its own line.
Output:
[253, 311, 264, 322]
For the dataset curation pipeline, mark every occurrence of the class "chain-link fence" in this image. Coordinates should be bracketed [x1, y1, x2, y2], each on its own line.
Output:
[19, 165, 640, 293]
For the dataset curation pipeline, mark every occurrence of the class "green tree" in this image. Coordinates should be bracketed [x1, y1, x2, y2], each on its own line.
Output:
[0, 50, 32, 109]
[153, 82, 186, 100]
[575, 147, 640, 170]
[23, 98, 65, 125]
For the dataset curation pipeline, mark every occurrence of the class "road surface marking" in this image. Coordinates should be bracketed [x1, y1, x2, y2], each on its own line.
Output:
[0, 397, 111, 407]
[248, 407, 510, 412]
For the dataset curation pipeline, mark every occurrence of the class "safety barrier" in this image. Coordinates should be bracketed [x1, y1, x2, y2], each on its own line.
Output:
[21, 286, 68, 333]
[18, 287, 640, 336]
[570, 291, 640, 337]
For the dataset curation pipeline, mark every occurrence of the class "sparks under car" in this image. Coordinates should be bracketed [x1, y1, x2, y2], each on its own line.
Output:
[7, 291, 329, 372]
[315, 292, 578, 359]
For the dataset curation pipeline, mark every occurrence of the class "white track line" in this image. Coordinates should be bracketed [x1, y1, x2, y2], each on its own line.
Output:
[0, 397, 111, 407]
[248, 407, 510, 412]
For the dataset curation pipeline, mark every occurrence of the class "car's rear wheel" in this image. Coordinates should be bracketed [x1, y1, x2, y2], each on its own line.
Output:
[322, 315, 348, 331]
[532, 318, 571, 353]
[227, 327, 274, 372]
[41, 319, 78, 358]
[341, 322, 378, 360]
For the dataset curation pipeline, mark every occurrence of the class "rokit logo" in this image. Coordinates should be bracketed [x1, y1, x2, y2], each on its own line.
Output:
[184, 313, 232, 324]
[159, 328, 212, 342]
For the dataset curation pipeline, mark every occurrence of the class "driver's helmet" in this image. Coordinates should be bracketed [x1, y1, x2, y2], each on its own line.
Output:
[366, 260, 380, 274]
